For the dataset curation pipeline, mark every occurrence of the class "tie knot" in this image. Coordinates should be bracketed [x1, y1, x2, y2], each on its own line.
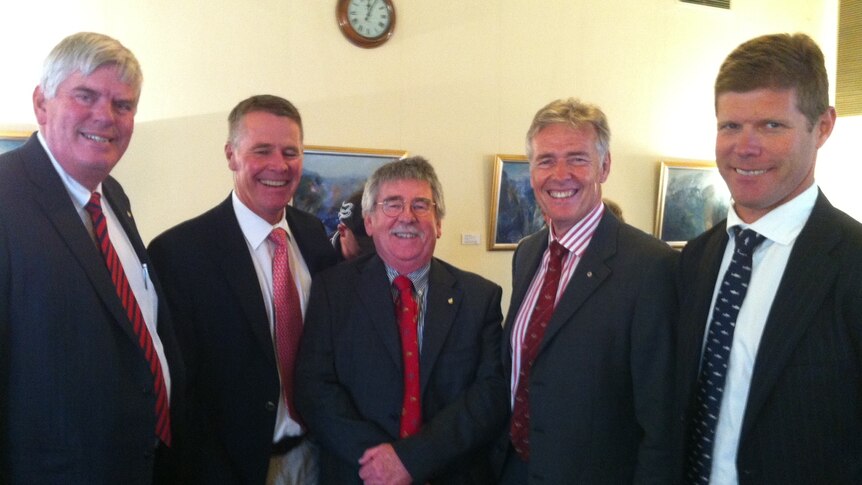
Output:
[733, 227, 766, 255]
[85, 192, 102, 215]
[549, 241, 568, 260]
[268, 228, 288, 248]
[393, 275, 414, 295]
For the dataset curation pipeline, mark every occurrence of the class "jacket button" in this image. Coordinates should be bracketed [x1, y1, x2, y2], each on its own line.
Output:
[265, 401, 277, 411]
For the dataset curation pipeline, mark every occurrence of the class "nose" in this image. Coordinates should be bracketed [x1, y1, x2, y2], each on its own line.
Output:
[397, 204, 418, 222]
[90, 97, 116, 124]
[734, 128, 761, 158]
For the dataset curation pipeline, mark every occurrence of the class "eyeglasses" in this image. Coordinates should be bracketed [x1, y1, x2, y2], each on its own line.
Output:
[377, 198, 436, 217]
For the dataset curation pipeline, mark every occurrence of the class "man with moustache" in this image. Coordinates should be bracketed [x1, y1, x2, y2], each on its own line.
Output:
[677, 33, 862, 484]
[148, 95, 338, 484]
[297, 156, 508, 484]
[496, 98, 677, 484]
[0, 32, 184, 483]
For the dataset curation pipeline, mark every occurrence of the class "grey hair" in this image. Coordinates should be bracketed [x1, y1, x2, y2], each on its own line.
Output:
[40, 32, 142, 99]
[525, 98, 611, 163]
[362, 156, 446, 219]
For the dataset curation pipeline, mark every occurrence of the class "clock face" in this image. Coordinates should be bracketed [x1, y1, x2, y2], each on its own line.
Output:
[346, 0, 392, 39]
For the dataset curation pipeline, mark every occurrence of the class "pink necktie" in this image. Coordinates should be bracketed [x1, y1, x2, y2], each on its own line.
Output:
[393, 275, 421, 438]
[268, 228, 304, 426]
[510, 241, 568, 461]
[85, 192, 171, 446]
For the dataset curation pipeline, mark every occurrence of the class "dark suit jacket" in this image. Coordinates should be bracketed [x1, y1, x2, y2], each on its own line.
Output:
[495, 211, 678, 484]
[0, 134, 186, 484]
[295, 254, 509, 484]
[147, 195, 338, 484]
[676, 192, 862, 484]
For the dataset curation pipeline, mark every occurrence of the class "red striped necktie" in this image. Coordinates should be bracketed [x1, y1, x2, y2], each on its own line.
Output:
[85, 192, 171, 446]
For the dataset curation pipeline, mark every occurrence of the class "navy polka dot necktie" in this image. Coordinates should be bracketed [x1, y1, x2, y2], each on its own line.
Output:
[687, 227, 766, 484]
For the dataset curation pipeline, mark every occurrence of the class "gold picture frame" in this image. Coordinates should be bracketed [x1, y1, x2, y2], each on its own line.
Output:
[488, 154, 545, 250]
[654, 160, 731, 248]
[0, 131, 30, 155]
[294, 145, 407, 236]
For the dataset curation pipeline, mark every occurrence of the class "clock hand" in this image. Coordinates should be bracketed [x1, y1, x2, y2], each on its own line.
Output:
[366, 0, 379, 20]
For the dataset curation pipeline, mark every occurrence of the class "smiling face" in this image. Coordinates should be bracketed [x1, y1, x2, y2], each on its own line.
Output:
[226, 111, 303, 224]
[529, 123, 610, 235]
[715, 87, 835, 223]
[364, 178, 441, 274]
[33, 64, 138, 190]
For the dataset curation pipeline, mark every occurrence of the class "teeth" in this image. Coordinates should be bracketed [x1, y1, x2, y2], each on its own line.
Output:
[548, 190, 575, 199]
[82, 133, 109, 143]
[736, 168, 767, 176]
[393, 231, 418, 239]
[260, 179, 287, 187]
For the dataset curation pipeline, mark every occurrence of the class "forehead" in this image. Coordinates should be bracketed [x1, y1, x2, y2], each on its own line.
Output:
[377, 178, 432, 198]
[237, 112, 302, 143]
[532, 123, 598, 152]
[716, 87, 800, 117]
[58, 65, 139, 99]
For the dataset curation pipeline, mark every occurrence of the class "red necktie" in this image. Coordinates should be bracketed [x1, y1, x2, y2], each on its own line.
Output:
[268, 228, 304, 426]
[85, 192, 171, 446]
[393, 275, 421, 438]
[510, 241, 568, 461]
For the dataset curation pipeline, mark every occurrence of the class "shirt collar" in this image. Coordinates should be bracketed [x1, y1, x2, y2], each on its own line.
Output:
[726, 183, 818, 246]
[549, 202, 605, 257]
[38, 131, 102, 206]
[231, 191, 291, 249]
[385, 261, 431, 289]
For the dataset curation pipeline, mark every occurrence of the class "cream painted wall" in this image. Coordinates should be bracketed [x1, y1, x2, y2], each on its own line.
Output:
[2, 0, 857, 311]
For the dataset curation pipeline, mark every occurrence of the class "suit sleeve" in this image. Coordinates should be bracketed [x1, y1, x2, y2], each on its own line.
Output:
[632, 248, 678, 484]
[295, 273, 394, 465]
[391, 283, 509, 482]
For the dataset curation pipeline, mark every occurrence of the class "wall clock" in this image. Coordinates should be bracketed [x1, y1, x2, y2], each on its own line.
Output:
[337, 0, 396, 48]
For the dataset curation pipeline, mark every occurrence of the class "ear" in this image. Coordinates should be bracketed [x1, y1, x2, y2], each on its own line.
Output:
[435, 217, 443, 239]
[225, 142, 237, 170]
[364, 214, 374, 237]
[815, 107, 836, 149]
[598, 152, 612, 183]
[33, 86, 48, 126]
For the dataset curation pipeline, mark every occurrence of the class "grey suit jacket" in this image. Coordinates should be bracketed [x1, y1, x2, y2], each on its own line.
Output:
[296, 254, 509, 484]
[676, 191, 862, 484]
[496, 211, 678, 484]
[0, 134, 186, 484]
[148, 195, 338, 484]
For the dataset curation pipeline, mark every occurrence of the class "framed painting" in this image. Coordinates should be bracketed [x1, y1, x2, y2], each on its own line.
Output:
[0, 131, 29, 154]
[293, 145, 407, 236]
[488, 154, 545, 250]
[654, 160, 731, 248]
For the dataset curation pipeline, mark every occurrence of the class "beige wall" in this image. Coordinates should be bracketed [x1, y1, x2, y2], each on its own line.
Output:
[1, 0, 856, 310]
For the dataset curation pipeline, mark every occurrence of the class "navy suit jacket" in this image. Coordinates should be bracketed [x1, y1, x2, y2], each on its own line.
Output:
[495, 211, 678, 484]
[148, 195, 338, 484]
[0, 134, 186, 484]
[676, 192, 862, 484]
[296, 254, 509, 484]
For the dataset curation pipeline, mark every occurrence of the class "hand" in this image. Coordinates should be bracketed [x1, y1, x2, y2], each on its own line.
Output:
[358, 443, 412, 485]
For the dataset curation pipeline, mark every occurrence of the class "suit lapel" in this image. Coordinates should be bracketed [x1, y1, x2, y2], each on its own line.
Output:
[740, 194, 842, 437]
[357, 256, 403, 369]
[535, 214, 616, 357]
[679, 224, 729, 390]
[503, 229, 548, 370]
[23, 141, 138, 343]
[419, 259, 461, 394]
[212, 197, 277, 365]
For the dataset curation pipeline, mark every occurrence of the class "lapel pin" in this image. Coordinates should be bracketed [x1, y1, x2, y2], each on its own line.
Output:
[448, 297, 454, 304]
[586, 271, 593, 278]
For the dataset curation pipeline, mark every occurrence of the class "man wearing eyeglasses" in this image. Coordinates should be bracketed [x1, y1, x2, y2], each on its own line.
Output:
[296, 156, 509, 485]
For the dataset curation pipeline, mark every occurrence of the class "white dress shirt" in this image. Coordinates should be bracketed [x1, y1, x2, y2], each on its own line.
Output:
[38, 131, 171, 400]
[705, 183, 818, 484]
[231, 191, 312, 441]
